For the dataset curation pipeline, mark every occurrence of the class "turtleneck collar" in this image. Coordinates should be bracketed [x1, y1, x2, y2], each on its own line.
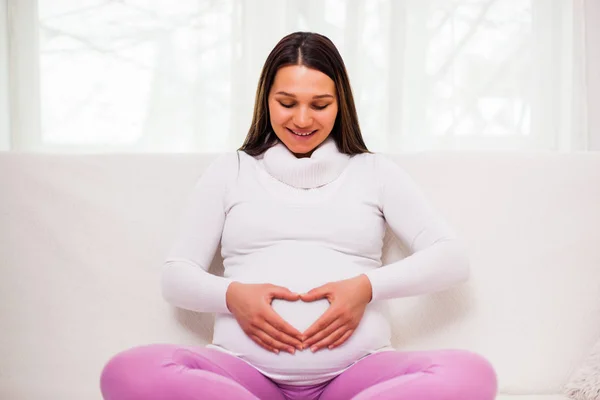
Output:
[260, 136, 351, 189]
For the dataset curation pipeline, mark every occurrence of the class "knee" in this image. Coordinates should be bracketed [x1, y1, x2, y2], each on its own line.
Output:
[100, 347, 141, 399]
[100, 345, 167, 399]
[446, 350, 498, 398]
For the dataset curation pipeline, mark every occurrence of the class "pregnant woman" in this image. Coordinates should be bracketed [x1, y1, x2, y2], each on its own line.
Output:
[100, 32, 498, 400]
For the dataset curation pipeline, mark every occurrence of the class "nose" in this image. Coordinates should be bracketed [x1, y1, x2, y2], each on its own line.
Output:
[293, 106, 313, 128]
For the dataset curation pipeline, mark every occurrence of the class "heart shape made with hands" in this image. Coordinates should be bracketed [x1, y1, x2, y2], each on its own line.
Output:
[271, 297, 331, 334]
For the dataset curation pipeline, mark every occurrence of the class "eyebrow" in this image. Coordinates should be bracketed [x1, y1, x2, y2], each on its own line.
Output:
[275, 91, 334, 99]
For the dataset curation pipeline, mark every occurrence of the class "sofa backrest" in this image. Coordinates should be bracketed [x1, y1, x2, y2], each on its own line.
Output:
[1, 152, 599, 398]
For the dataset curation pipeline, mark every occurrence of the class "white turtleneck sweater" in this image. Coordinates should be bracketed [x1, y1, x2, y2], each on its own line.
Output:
[162, 137, 469, 385]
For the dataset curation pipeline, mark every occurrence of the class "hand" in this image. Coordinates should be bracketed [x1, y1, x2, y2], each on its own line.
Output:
[299, 274, 373, 352]
[226, 282, 304, 354]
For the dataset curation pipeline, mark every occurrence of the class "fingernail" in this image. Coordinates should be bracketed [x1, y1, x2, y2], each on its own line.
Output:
[289, 348, 295, 354]
[274, 349, 279, 354]
[311, 346, 318, 352]
[328, 345, 333, 349]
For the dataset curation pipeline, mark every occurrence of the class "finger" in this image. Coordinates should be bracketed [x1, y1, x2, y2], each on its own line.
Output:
[328, 329, 354, 350]
[302, 307, 338, 340]
[261, 322, 302, 352]
[299, 286, 328, 302]
[311, 325, 348, 353]
[264, 308, 304, 341]
[270, 286, 300, 302]
[302, 318, 343, 348]
[250, 335, 279, 354]
[254, 329, 293, 354]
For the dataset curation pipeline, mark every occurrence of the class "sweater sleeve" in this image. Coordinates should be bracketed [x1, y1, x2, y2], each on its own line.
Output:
[363, 155, 470, 301]
[161, 153, 238, 314]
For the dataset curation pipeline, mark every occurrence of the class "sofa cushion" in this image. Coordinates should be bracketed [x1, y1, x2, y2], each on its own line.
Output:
[380, 153, 600, 394]
[497, 396, 569, 400]
[1, 153, 599, 397]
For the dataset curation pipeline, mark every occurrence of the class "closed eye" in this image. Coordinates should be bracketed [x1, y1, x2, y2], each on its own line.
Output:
[278, 102, 331, 110]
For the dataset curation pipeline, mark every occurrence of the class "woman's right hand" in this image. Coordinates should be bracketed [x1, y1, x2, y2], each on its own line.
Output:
[226, 282, 305, 354]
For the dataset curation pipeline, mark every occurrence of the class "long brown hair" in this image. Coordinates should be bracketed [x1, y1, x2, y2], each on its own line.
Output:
[239, 32, 369, 156]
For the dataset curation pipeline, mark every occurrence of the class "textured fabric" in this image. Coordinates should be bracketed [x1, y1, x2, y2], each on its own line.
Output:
[100, 344, 497, 400]
[260, 137, 350, 189]
[564, 339, 600, 399]
[163, 145, 468, 385]
[1, 153, 600, 398]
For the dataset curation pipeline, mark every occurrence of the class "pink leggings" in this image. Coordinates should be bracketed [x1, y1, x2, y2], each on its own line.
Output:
[100, 344, 497, 400]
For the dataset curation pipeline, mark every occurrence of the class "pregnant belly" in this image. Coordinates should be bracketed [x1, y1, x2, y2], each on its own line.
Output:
[212, 300, 391, 384]
[213, 244, 392, 384]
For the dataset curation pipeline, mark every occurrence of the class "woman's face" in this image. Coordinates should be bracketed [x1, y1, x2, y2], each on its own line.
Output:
[268, 65, 338, 158]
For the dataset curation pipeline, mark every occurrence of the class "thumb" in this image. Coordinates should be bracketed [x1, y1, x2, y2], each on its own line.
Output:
[270, 285, 300, 301]
[300, 285, 328, 302]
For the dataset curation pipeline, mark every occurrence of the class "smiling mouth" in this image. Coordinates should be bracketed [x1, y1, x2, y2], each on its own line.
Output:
[287, 128, 317, 137]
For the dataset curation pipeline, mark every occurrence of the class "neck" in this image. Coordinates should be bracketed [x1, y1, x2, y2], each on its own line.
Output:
[295, 150, 314, 158]
[260, 137, 351, 189]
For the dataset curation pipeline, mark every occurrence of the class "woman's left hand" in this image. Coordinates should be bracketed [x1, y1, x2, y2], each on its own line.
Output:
[299, 274, 373, 352]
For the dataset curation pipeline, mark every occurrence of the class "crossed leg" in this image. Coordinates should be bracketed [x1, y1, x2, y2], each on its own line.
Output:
[100, 344, 286, 400]
[319, 349, 498, 400]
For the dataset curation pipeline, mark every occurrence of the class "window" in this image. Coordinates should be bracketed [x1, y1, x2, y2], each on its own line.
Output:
[2, 0, 591, 152]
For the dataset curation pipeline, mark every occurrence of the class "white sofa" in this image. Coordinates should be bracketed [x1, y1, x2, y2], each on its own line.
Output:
[1, 152, 599, 400]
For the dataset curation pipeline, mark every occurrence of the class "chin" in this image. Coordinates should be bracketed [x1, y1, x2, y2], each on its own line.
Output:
[279, 134, 328, 157]
[289, 145, 318, 157]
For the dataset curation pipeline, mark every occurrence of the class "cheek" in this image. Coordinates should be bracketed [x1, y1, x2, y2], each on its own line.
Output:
[270, 109, 291, 126]
[319, 107, 338, 128]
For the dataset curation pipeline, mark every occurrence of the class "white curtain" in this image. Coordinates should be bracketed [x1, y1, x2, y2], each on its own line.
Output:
[1, 0, 596, 152]
[584, 0, 600, 150]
